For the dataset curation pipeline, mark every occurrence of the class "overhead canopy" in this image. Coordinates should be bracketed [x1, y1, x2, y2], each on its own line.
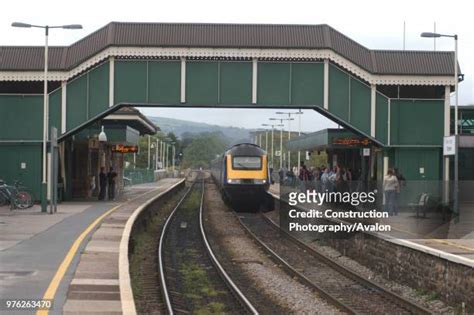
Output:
[0, 22, 460, 77]
[103, 106, 157, 135]
[455, 106, 474, 135]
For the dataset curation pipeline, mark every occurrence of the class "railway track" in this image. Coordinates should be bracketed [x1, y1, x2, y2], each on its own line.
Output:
[158, 174, 258, 315]
[237, 211, 433, 315]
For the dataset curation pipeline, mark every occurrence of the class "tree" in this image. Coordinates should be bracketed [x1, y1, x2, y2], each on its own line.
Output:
[181, 132, 229, 169]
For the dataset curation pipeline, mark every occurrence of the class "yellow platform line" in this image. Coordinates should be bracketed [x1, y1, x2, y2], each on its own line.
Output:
[36, 203, 122, 315]
[37, 186, 165, 315]
[389, 224, 474, 253]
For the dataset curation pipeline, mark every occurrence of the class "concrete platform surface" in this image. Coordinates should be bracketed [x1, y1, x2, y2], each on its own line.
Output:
[0, 178, 183, 314]
[270, 183, 474, 266]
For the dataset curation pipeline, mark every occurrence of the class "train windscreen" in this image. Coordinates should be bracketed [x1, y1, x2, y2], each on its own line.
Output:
[232, 156, 262, 170]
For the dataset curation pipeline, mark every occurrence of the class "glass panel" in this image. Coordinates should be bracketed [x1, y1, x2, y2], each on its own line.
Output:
[232, 156, 262, 170]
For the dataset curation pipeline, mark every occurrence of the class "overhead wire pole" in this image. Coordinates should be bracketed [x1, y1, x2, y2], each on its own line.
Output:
[12, 22, 82, 212]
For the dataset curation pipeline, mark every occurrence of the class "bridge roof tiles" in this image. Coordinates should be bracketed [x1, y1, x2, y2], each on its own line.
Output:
[0, 22, 458, 76]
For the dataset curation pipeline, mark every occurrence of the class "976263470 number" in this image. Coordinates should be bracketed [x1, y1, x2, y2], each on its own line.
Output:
[1, 299, 53, 310]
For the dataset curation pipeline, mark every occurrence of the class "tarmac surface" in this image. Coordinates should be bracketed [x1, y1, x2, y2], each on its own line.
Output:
[0, 178, 182, 314]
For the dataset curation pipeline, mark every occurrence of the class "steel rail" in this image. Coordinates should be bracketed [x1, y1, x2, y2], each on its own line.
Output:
[260, 210, 433, 315]
[157, 179, 195, 315]
[269, 194, 433, 314]
[199, 178, 259, 315]
[236, 212, 357, 314]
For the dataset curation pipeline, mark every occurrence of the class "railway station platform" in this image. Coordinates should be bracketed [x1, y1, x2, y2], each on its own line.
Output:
[269, 183, 474, 267]
[0, 177, 184, 314]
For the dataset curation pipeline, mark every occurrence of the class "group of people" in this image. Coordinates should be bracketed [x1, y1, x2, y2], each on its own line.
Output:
[98, 167, 117, 201]
[278, 162, 407, 216]
[279, 162, 356, 193]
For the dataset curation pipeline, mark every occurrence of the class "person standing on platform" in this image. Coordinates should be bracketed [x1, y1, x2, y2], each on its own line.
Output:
[98, 167, 107, 201]
[107, 167, 117, 201]
[383, 169, 399, 216]
[394, 168, 406, 213]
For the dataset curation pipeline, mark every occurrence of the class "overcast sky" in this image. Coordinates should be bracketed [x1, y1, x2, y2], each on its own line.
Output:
[1, 0, 472, 131]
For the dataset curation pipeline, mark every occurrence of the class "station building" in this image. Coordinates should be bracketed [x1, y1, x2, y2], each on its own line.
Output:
[0, 22, 464, 203]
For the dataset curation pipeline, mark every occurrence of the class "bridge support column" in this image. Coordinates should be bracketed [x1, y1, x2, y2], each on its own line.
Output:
[383, 152, 389, 178]
[370, 84, 376, 137]
[109, 57, 114, 107]
[61, 81, 67, 134]
[323, 59, 329, 110]
[181, 57, 186, 103]
[252, 58, 258, 104]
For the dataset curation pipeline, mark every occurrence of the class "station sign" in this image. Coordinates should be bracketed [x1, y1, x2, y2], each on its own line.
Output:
[111, 144, 139, 153]
[443, 135, 456, 156]
[332, 137, 370, 146]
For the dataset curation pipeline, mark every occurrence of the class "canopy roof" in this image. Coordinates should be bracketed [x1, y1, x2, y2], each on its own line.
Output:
[0, 22, 459, 76]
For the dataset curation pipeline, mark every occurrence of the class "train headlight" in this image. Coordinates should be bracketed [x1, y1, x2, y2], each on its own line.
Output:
[227, 179, 241, 184]
[253, 179, 266, 184]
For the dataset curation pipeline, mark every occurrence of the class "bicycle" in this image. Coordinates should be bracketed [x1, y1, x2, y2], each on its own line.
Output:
[12, 180, 35, 208]
[0, 180, 33, 210]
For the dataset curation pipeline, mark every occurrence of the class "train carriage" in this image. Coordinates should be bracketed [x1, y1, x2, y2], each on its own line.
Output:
[211, 143, 271, 211]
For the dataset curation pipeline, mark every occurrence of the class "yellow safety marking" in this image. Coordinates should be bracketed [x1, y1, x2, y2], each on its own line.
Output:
[36, 203, 121, 315]
[388, 225, 474, 253]
[37, 186, 167, 315]
[425, 239, 474, 253]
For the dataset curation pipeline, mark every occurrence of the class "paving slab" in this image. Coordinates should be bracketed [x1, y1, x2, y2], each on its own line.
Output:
[270, 183, 474, 266]
[63, 178, 184, 314]
[0, 178, 183, 314]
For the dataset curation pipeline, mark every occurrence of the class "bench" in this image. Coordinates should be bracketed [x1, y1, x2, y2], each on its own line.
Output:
[408, 193, 430, 218]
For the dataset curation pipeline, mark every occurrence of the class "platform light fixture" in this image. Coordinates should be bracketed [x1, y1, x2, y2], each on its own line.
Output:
[12, 21, 83, 212]
[98, 126, 107, 142]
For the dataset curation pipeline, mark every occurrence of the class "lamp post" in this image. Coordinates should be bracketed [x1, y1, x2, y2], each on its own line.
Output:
[264, 129, 269, 152]
[161, 140, 165, 170]
[155, 139, 160, 171]
[156, 138, 161, 169]
[164, 142, 168, 170]
[150, 143, 156, 170]
[262, 123, 284, 169]
[12, 22, 82, 212]
[421, 32, 459, 213]
[170, 142, 176, 172]
[147, 135, 151, 170]
[270, 118, 286, 170]
[271, 117, 293, 170]
[277, 111, 301, 170]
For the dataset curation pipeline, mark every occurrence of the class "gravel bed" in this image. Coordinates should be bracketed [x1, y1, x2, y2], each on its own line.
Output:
[265, 208, 456, 315]
[204, 182, 342, 314]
